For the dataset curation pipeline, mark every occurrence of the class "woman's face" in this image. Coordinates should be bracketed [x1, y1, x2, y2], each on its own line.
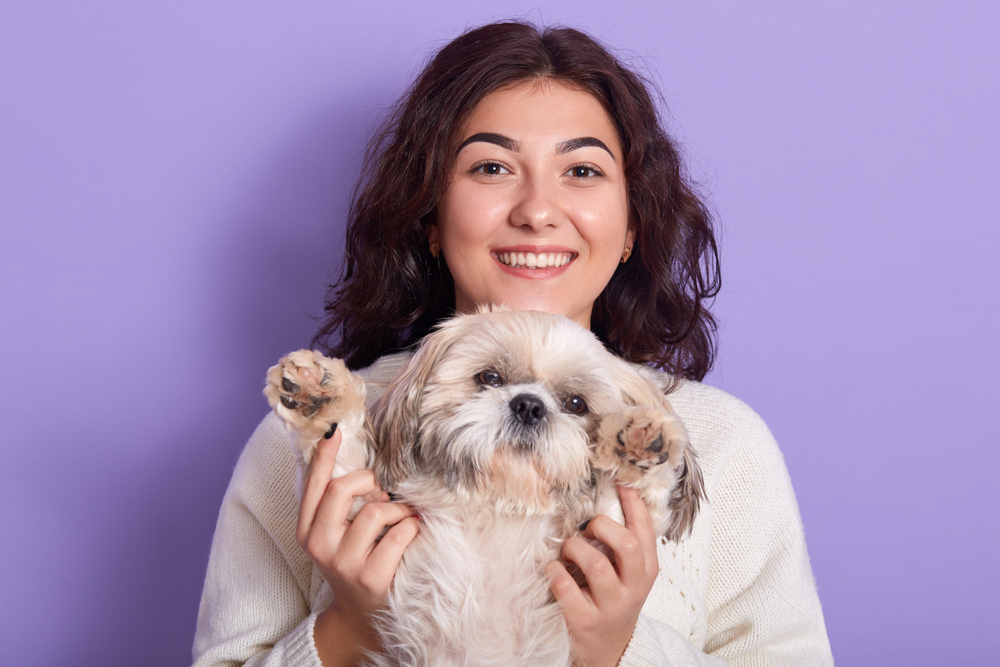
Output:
[430, 80, 632, 330]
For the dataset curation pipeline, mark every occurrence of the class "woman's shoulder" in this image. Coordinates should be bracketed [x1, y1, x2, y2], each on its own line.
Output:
[634, 367, 768, 434]
[354, 350, 413, 408]
[235, 411, 299, 504]
[670, 379, 770, 444]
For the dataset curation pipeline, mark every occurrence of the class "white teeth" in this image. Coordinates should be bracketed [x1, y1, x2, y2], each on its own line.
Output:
[497, 251, 572, 269]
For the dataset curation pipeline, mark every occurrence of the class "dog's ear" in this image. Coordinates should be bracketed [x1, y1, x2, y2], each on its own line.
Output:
[664, 444, 705, 542]
[372, 320, 459, 491]
[605, 357, 670, 409]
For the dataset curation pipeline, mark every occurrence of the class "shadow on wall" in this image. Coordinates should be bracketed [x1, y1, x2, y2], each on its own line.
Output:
[61, 87, 395, 666]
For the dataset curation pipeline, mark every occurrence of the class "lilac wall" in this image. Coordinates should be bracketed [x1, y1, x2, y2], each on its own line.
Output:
[1, 2, 997, 665]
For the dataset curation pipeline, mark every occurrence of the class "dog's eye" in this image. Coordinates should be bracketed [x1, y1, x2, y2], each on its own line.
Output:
[563, 396, 588, 414]
[476, 370, 504, 388]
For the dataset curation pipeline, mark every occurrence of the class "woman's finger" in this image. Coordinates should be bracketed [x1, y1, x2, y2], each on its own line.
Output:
[363, 515, 421, 587]
[304, 469, 381, 551]
[561, 529, 624, 605]
[315, 502, 418, 602]
[581, 514, 649, 595]
[617, 485, 655, 551]
[297, 431, 343, 537]
[335, 500, 416, 557]
[616, 484, 658, 582]
[545, 559, 592, 616]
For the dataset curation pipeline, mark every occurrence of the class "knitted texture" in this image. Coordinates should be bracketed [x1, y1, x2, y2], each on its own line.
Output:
[192, 353, 833, 666]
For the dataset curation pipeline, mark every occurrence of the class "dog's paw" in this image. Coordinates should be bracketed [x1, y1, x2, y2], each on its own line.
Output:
[264, 350, 366, 448]
[593, 406, 689, 481]
[591, 405, 702, 540]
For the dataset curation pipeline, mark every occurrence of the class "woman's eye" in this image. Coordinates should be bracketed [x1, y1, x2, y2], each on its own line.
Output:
[472, 162, 509, 176]
[566, 165, 602, 178]
[476, 370, 504, 387]
[563, 396, 588, 414]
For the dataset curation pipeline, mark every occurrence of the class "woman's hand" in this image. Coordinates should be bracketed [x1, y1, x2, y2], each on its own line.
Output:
[546, 484, 658, 667]
[299, 430, 420, 667]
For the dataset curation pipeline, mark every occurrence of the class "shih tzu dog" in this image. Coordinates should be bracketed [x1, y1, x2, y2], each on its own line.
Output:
[264, 308, 704, 667]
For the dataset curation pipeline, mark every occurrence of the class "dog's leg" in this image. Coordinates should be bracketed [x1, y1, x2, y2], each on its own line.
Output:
[591, 406, 703, 541]
[264, 350, 374, 504]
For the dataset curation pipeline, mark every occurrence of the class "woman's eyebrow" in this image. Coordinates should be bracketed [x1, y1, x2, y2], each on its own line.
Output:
[557, 137, 616, 161]
[455, 133, 616, 162]
[456, 132, 518, 155]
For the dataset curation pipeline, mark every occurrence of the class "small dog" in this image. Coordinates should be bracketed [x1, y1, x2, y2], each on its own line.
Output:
[265, 308, 704, 667]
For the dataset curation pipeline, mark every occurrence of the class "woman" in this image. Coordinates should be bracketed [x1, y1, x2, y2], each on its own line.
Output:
[193, 22, 833, 667]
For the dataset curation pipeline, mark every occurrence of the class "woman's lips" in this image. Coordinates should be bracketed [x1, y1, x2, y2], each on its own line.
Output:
[492, 249, 575, 269]
[490, 248, 576, 279]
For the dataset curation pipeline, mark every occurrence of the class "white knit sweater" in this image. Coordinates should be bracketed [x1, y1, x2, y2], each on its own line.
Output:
[192, 353, 833, 666]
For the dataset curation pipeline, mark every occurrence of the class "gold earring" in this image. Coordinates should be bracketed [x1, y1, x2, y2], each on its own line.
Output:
[429, 241, 440, 258]
[620, 246, 632, 263]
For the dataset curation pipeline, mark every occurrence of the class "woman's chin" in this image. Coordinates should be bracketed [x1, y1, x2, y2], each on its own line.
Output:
[458, 296, 593, 330]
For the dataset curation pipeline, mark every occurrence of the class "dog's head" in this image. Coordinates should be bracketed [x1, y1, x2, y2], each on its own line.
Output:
[372, 308, 704, 532]
[374, 308, 649, 514]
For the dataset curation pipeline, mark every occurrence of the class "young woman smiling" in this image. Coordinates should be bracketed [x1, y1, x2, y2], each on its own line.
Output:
[193, 21, 833, 667]
[431, 81, 632, 329]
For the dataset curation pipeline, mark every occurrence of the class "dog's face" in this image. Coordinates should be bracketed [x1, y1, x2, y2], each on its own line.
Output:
[373, 308, 665, 515]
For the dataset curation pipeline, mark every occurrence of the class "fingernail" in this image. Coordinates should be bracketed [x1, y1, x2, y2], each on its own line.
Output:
[323, 423, 338, 439]
[578, 519, 591, 531]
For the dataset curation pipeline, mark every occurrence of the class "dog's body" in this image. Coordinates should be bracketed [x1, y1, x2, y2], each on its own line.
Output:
[265, 309, 704, 667]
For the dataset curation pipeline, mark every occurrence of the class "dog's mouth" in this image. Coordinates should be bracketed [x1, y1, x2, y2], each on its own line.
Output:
[510, 437, 536, 453]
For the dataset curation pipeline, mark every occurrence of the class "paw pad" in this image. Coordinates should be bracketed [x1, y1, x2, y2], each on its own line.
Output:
[264, 350, 364, 445]
[612, 409, 683, 470]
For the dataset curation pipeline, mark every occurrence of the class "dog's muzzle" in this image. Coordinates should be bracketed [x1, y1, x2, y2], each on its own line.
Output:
[510, 393, 546, 426]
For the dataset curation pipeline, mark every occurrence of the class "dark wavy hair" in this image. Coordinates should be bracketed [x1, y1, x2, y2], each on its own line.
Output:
[313, 21, 721, 381]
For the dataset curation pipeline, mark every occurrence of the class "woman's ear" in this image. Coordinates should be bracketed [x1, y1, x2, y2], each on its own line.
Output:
[427, 223, 440, 247]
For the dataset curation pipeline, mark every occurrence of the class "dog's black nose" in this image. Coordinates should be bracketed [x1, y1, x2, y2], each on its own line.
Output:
[510, 393, 547, 426]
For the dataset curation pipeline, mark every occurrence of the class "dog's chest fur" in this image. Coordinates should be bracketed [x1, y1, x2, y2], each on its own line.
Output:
[372, 486, 572, 666]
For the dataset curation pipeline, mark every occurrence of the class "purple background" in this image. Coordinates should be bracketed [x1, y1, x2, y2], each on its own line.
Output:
[2, 2, 997, 665]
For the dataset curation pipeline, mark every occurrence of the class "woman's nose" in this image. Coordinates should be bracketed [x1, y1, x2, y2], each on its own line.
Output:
[509, 177, 564, 231]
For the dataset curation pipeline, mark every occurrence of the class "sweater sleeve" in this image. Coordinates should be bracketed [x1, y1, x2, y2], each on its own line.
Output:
[191, 413, 324, 667]
[616, 382, 833, 667]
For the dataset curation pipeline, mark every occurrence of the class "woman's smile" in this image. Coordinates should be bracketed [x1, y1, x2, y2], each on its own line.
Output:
[492, 247, 576, 272]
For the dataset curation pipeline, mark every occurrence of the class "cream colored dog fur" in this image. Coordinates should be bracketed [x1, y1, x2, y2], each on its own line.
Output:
[264, 308, 703, 667]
